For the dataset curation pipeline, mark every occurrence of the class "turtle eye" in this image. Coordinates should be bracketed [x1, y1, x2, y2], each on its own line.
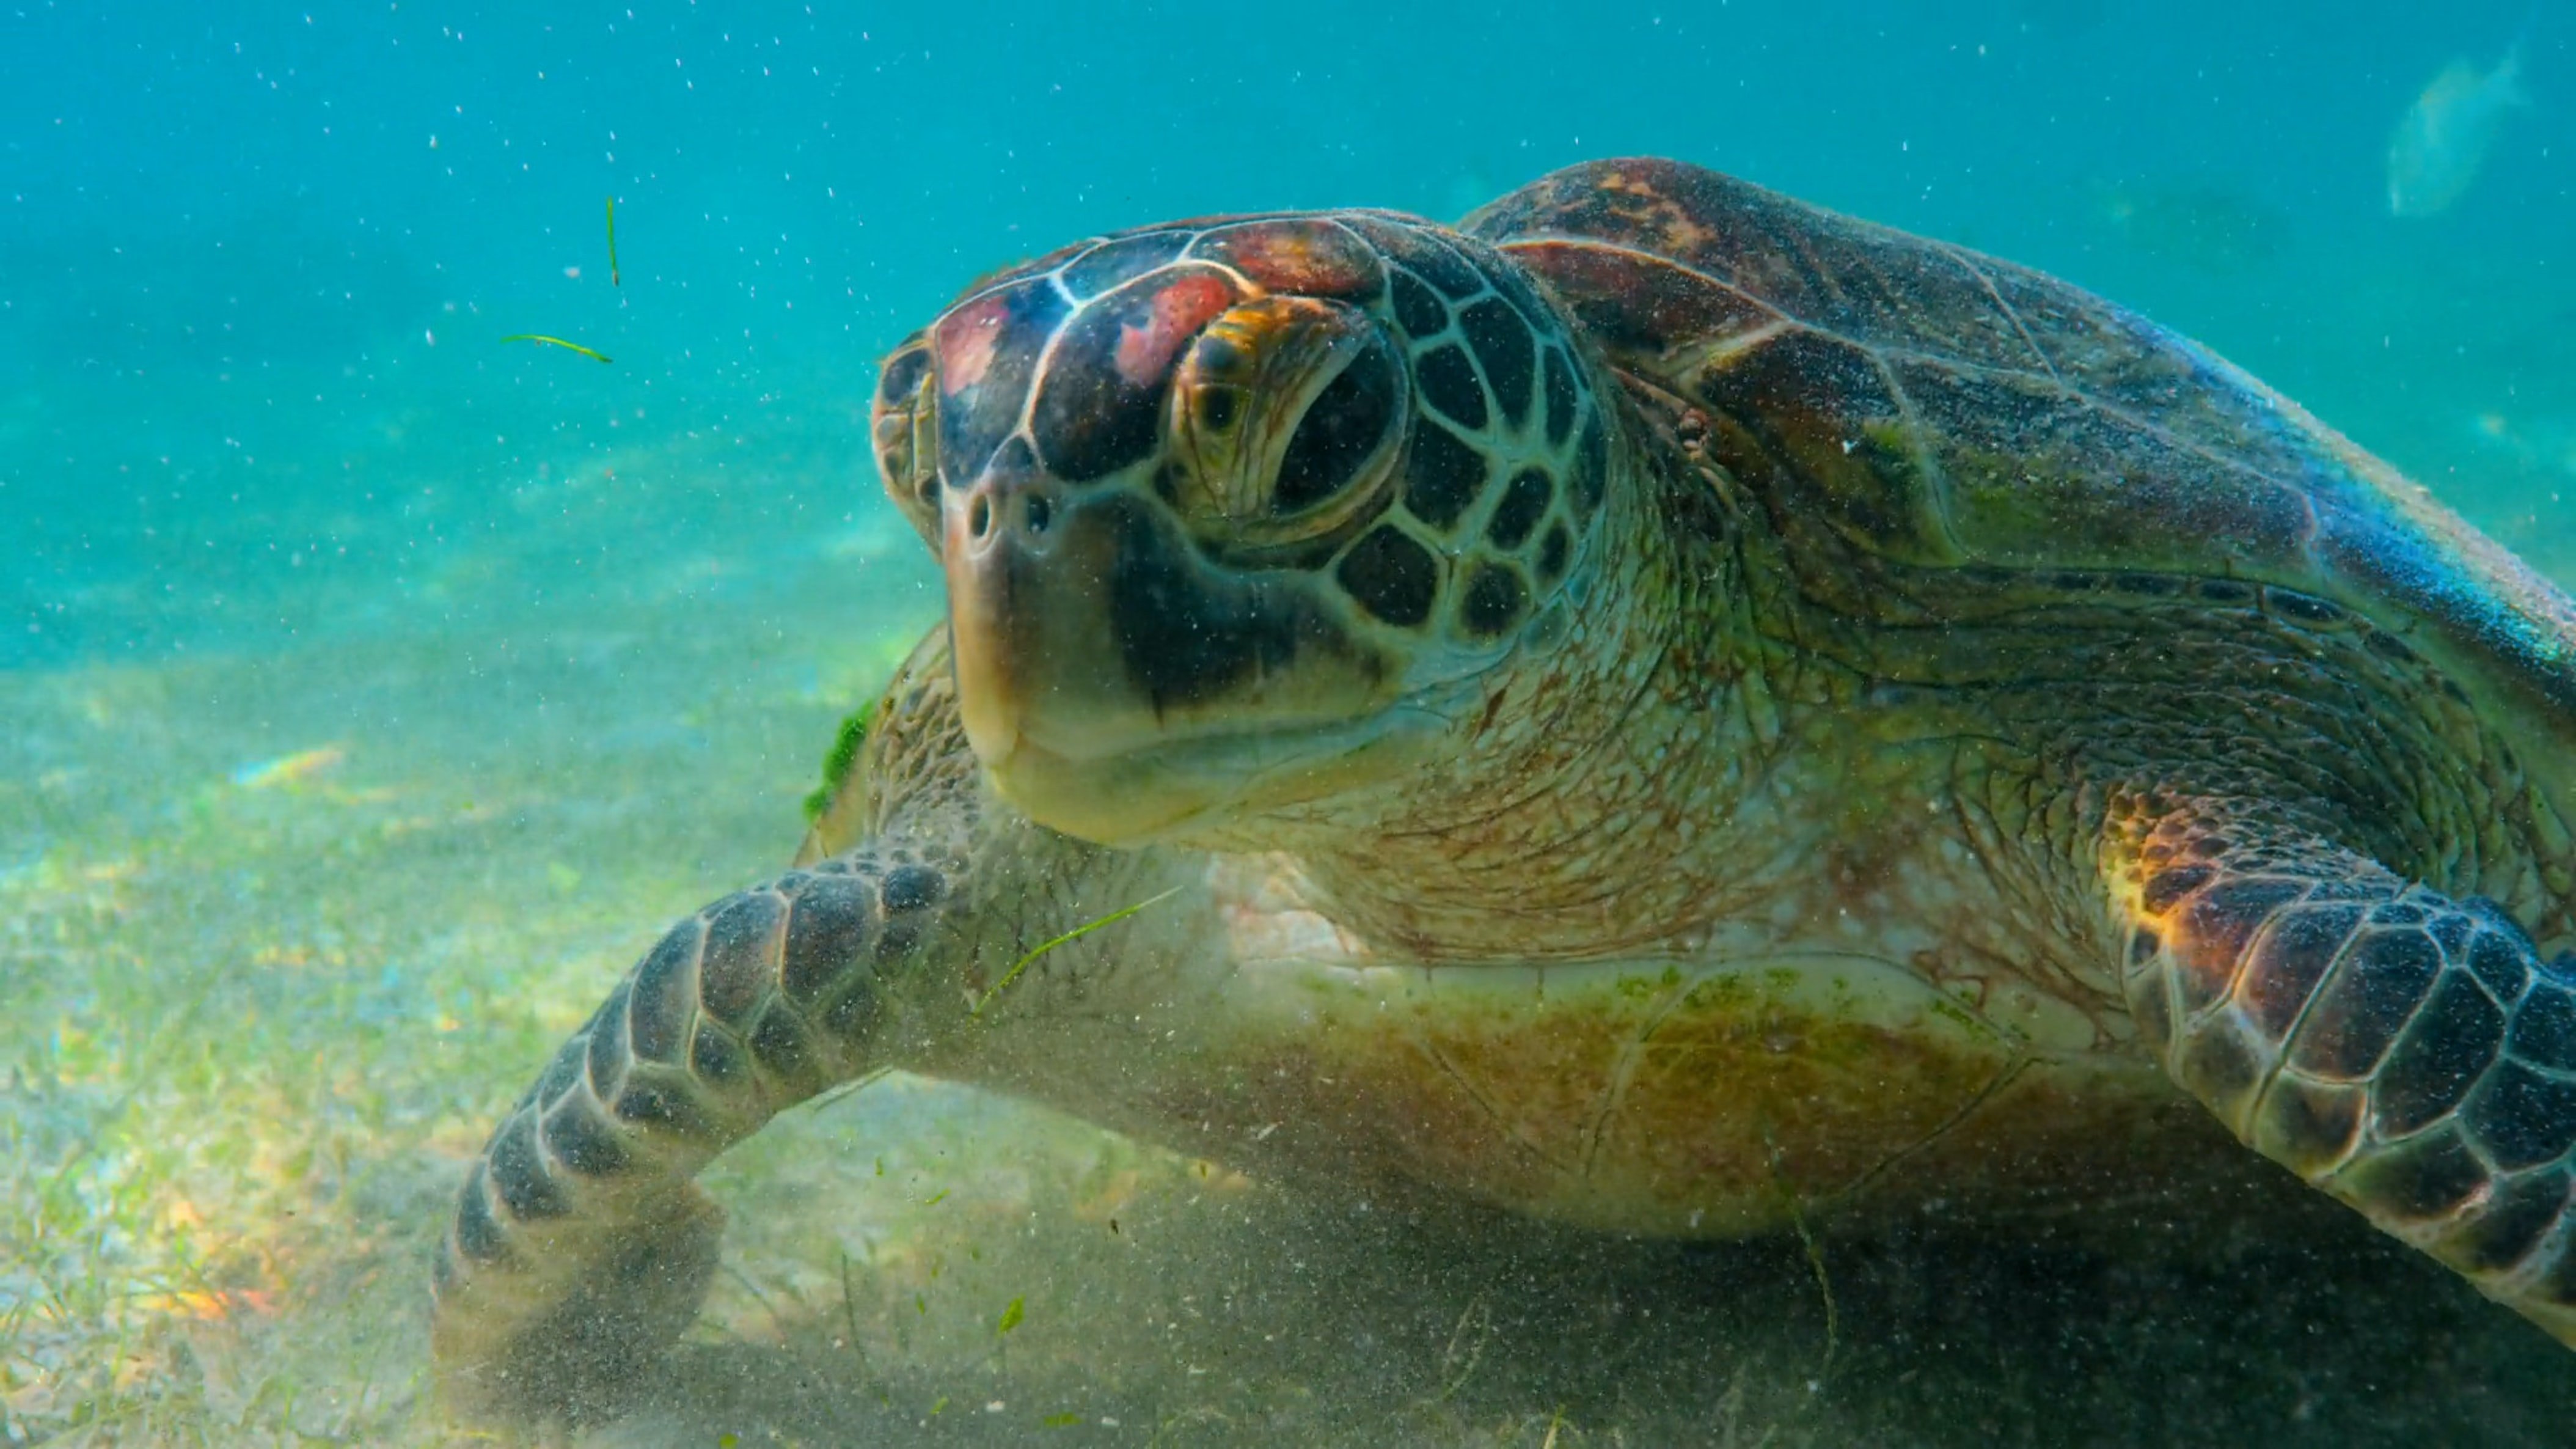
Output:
[1168, 298, 1406, 540]
[871, 333, 941, 549]
[1272, 343, 1399, 515]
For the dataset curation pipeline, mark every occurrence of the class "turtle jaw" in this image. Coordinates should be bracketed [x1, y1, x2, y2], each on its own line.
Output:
[967, 705, 1455, 847]
[946, 485, 1428, 847]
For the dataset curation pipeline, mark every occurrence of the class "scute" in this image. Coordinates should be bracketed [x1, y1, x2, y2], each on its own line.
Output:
[1466, 155, 2576, 791]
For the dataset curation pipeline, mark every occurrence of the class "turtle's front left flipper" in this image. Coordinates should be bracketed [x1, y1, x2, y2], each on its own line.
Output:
[426, 843, 981, 1420]
[430, 625, 1211, 1422]
[2108, 794, 2576, 1341]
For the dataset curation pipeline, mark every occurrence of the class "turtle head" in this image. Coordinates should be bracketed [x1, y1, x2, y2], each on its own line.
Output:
[872, 213, 1617, 846]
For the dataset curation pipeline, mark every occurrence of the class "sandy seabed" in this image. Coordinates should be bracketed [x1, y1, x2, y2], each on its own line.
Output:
[8, 413, 2576, 1448]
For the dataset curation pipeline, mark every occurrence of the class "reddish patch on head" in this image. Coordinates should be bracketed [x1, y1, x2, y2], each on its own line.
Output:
[934, 292, 1013, 394]
[1193, 219, 1386, 301]
[1112, 273, 1236, 389]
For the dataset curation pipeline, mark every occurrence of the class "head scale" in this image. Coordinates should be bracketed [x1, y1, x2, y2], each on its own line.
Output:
[872, 211, 1617, 844]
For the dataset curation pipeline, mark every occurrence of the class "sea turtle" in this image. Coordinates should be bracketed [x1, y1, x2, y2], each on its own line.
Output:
[428, 158, 2576, 1415]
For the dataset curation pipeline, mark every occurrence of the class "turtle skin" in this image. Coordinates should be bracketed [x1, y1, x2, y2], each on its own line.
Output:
[428, 158, 2576, 1421]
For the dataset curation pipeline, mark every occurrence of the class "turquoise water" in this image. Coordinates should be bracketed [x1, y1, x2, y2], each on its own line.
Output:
[7, 2, 2576, 1443]
[10, 1, 2574, 669]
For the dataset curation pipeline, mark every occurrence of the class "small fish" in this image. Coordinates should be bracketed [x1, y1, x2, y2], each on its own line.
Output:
[604, 195, 620, 287]
[231, 746, 346, 790]
[2088, 177, 2289, 274]
[499, 333, 612, 364]
[2466, 408, 2576, 475]
[2388, 29, 2533, 217]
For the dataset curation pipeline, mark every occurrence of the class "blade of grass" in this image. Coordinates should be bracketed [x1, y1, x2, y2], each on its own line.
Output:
[971, 887, 1180, 1016]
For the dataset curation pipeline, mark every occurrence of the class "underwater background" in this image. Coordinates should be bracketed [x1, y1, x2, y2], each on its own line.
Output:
[5, 0, 2575, 1442]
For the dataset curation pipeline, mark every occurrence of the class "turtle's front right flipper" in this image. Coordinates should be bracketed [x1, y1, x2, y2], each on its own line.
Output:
[428, 843, 975, 1421]
[2107, 793, 2576, 1343]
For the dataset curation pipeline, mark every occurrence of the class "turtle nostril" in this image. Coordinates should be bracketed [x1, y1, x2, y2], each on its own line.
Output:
[1025, 494, 1053, 535]
[968, 494, 993, 539]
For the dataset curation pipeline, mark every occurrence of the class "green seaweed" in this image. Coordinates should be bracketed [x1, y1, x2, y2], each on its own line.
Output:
[802, 699, 877, 823]
[497, 332, 613, 364]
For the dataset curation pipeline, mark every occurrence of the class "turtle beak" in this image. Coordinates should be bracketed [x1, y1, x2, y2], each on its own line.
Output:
[944, 461, 1148, 782]
[942, 466, 1413, 846]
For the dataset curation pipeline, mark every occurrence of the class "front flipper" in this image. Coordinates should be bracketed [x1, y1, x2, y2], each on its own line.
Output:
[428, 844, 976, 1420]
[428, 627, 1203, 1421]
[2109, 797, 2576, 1341]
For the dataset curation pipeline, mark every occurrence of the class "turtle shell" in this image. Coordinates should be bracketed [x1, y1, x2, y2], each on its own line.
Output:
[1466, 157, 2576, 813]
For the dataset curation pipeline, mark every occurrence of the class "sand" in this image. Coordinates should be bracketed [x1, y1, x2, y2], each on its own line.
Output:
[8, 406, 2576, 1448]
